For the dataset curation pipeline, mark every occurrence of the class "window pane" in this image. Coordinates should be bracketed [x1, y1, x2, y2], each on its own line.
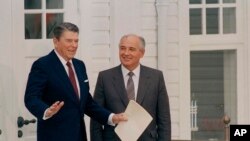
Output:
[223, 0, 235, 3]
[46, 0, 63, 9]
[190, 0, 202, 4]
[46, 13, 64, 38]
[25, 0, 42, 9]
[206, 0, 218, 4]
[190, 9, 202, 35]
[223, 8, 236, 34]
[25, 14, 42, 39]
[206, 8, 219, 34]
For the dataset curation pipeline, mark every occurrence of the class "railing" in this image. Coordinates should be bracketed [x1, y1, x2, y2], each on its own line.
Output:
[223, 115, 230, 141]
[191, 100, 198, 131]
[174, 114, 231, 141]
[190, 99, 231, 141]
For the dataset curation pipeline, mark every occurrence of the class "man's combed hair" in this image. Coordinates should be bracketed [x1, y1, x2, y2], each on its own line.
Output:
[120, 34, 146, 49]
[53, 22, 79, 39]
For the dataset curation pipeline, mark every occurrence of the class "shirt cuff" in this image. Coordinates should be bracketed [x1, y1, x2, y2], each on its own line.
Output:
[107, 113, 116, 126]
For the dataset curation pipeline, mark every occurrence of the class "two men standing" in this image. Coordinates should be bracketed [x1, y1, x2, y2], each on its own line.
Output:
[24, 22, 127, 141]
[24, 22, 171, 141]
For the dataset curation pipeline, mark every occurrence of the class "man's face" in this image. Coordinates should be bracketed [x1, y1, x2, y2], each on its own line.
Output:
[119, 36, 145, 71]
[53, 30, 79, 61]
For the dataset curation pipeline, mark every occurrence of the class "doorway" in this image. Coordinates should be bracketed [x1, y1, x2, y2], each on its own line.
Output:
[190, 50, 237, 141]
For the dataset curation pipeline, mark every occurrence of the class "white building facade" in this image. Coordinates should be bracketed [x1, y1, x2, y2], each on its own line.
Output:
[0, 0, 249, 141]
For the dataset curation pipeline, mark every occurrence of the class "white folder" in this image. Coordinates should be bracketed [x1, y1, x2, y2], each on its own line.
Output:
[115, 100, 153, 141]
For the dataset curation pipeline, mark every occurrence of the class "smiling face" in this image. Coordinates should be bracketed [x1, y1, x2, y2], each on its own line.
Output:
[53, 30, 79, 62]
[119, 35, 145, 71]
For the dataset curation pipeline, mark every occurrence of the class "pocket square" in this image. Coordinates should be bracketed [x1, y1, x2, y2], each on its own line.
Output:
[84, 79, 89, 82]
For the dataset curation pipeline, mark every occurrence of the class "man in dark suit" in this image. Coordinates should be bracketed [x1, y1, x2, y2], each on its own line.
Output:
[90, 34, 171, 141]
[24, 22, 127, 141]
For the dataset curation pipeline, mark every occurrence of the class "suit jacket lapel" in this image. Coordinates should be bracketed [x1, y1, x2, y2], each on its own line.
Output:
[112, 66, 129, 106]
[73, 60, 86, 103]
[50, 51, 79, 104]
[136, 65, 150, 104]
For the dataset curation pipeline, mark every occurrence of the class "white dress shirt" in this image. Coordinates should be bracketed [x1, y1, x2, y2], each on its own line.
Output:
[121, 64, 141, 101]
[55, 50, 80, 96]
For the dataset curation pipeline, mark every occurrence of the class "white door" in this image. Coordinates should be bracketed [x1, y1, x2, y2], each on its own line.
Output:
[0, 0, 19, 140]
[0, 0, 79, 140]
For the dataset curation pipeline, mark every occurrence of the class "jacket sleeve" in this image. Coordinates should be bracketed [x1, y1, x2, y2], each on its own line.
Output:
[157, 71, 171, 141]
[24, 60, 49, 120]
[90, 72, 106, 141]
[76, 60, 110, 126]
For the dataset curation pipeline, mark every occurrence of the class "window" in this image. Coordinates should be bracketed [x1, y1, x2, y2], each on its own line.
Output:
[24, 0, 64, 39]
[189, 0, 236, 35]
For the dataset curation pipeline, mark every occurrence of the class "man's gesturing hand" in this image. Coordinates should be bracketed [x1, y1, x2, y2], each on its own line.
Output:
[45, 101, 64, 118]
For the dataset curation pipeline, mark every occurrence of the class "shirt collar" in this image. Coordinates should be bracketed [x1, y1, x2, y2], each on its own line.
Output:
[121, 64, 140, 78]
[54, 49, 72, 65]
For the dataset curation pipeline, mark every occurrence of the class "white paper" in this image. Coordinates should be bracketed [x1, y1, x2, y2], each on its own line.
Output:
[115, 100, 153, 141]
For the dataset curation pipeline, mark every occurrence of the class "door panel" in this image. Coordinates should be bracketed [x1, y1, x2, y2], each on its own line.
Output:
[0, 0, 79, 140]
[0, 0, 19, 140]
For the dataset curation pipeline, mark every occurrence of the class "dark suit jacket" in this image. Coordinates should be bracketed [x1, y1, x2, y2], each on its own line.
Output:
[24, 50, 111, 141]
[90, 65, 171, 141]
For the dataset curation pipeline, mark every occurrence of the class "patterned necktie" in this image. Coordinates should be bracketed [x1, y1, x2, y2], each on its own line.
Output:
[66, 62, 79, 99]
[126, 72, 135, 100]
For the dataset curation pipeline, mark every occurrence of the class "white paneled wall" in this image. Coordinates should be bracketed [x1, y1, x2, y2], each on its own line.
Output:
[89, 0, 160, 89]
[141, 0, 158, 69]
[90, 0, 112, 92]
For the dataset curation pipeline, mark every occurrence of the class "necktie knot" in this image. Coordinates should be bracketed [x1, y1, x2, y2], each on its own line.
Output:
[128, 72, 134, 77]
[66, 61, 72, 67]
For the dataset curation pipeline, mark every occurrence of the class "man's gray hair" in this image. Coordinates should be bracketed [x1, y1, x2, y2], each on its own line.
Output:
[120, 34, 146, 49]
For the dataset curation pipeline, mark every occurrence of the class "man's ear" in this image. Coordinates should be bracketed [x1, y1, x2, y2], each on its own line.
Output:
[140, 49, 145, 58]
[53, 37, 57, 43]
[53, 37, 58, 47]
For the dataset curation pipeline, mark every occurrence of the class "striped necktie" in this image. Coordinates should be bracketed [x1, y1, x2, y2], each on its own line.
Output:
[126, 72, 135, 100]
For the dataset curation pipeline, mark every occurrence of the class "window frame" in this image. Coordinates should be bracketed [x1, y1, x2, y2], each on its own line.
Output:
[189, 0, 241, 43]
[24, 0, 65, 40]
